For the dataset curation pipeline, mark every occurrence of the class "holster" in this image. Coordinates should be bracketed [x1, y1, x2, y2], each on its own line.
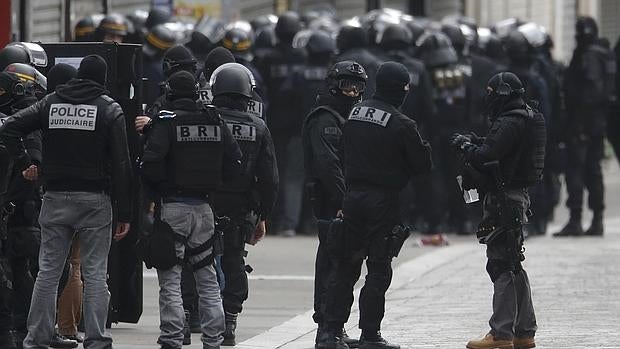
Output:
[388, 224, 411, 258]
[319, 218, 347, 258]
[136, 217, 184, 270]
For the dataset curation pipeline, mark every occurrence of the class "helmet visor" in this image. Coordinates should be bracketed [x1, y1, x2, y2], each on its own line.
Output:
[338, 78, 365, 94]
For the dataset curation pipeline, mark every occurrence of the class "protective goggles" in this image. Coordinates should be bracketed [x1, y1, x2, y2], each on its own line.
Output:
[338, 79, 365, 94]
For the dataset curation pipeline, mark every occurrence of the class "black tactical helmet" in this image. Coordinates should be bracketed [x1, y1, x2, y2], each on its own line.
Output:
[143, 24, 177, 58]
[379, 23, 413, 50]
[97, 14, 128, 37]
[326, 60, 367, 96]
[4, 63, 47, 99]
[504, 30, 532, 64]
[576, 16, 598, 45]
[210, 62, 255, 99]
[275, 12, 302, 44]
[306, 31, 336, 56]
[167, 70, 198, 99]
[0, 46, 30, 71]
[478, 29, 505, 61]
[145, 8, 172, 30]
[441, 23, 466, 54]
[415, 31, 458, 69]
[250, 15, 277, 32]
[486, 71, 524, 98]
[255, 27, 277, 49]
[518, 22, 547, 50]
[222, 26, 254, 61]
[163, 45, 196, 77]
[74, 16, 98, 41]
[405, 21, 425, 43]
[336, 25, 368, 52]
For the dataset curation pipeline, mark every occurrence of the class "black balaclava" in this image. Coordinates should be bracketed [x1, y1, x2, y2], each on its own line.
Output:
[167, 70, 198, 101]
[77, 54, 108, 86]
[213, 94, 249, 112]
[47, 63, 78, 93]
[373, 61, 410, 108]
[0, 72, 19, 114]
[204, 47, 235, 81]
[484, 71, 525, 120]
[163, 45, 196, 77]
[576, 16, 598, 48]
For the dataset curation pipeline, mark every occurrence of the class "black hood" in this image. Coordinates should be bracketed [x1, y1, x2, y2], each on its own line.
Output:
[55, 78, 109, 103]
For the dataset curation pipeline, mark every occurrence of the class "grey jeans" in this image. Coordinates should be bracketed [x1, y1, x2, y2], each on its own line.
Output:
[157, 202, 224, 349]
[24, 191, 113, 349]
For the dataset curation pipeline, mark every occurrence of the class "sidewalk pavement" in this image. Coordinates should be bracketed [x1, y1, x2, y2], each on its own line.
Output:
[237, 219, 620, 349]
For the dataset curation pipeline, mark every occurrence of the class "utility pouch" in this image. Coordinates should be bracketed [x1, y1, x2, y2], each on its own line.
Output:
[322, 218, 346, 257]
[388, 224, 412, 257]
[137, 218, 183, 270]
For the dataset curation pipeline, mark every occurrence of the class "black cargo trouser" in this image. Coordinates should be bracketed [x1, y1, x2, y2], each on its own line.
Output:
[310, 190, 341, 325]
[221, 214, 254, 315]
[565, 134, 605, 215]
[324, 188, 398, 332]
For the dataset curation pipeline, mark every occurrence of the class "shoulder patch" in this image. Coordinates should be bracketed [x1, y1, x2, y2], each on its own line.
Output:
[158, 110, 176, 119]
[48, 103, 97, 131]
[324, 126, 341, 136]
[348, 106, 392, 127]
[227, 123, 257, 141]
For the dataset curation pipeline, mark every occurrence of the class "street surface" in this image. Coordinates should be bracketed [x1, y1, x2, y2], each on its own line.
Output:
[109, 160, 620, 349]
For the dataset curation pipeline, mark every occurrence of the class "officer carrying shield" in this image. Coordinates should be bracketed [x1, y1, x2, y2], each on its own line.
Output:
[322, 62, 432, 349]
[0, 54, 133, 349]
[209, 62, 279, 346]
[141, 70, 242, 349]
[450, 72, 545, 349]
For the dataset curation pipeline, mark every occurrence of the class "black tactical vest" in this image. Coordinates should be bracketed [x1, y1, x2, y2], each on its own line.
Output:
[165, 106, 225, 194]
[216, 107, 265, 193]
[40, 93, 114, 189]
[502, 106, 546, 187]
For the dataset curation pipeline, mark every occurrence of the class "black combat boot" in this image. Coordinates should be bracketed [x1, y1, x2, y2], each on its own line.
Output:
[222, 311, 238, 346]
[553, 213, 583, 237]
[183, 310, 192, 345]
[315, 324, 327, 348]
[359, 331, 400, 349]
[317, 328, 349, 349]
[341, 328, 359, 348]
[585, 211, 604, 236]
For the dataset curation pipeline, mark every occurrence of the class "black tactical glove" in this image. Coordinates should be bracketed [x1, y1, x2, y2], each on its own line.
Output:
[449, 133, 471, 148]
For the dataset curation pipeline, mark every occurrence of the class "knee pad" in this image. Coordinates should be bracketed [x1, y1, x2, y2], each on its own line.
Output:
[486, 259, 513, 283]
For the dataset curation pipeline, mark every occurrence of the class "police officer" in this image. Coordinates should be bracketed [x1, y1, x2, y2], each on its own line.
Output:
[141, 70, 242, 349]
[142, 24, 177, 107]
[256, 12, 307, 236]
[0, 54, 133, 349]
[335, 25, 381, 98]
[209, 63, 279, 346]
[96, 14, 128, 43]
[302, 60, 367, 349]
[555, 16, 614, 237]
[450, 72, 543, 349]
[322, 62, 432, 349]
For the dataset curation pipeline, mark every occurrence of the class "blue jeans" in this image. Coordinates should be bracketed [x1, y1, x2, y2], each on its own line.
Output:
[157, 202, 224, 349]
[24, 191, 113, 349]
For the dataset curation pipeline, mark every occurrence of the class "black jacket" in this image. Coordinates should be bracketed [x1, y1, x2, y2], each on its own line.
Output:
[0, 79, 133, 221]
[343, 98, 433, 191]
[302, 105, 346, 206]
[211, 107, 278, 219]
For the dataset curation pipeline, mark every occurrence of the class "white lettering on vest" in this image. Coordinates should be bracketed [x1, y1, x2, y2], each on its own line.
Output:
[176, 125, 221, 142]
[348, 106, 392, 127]
[49, 103, 97, 131]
